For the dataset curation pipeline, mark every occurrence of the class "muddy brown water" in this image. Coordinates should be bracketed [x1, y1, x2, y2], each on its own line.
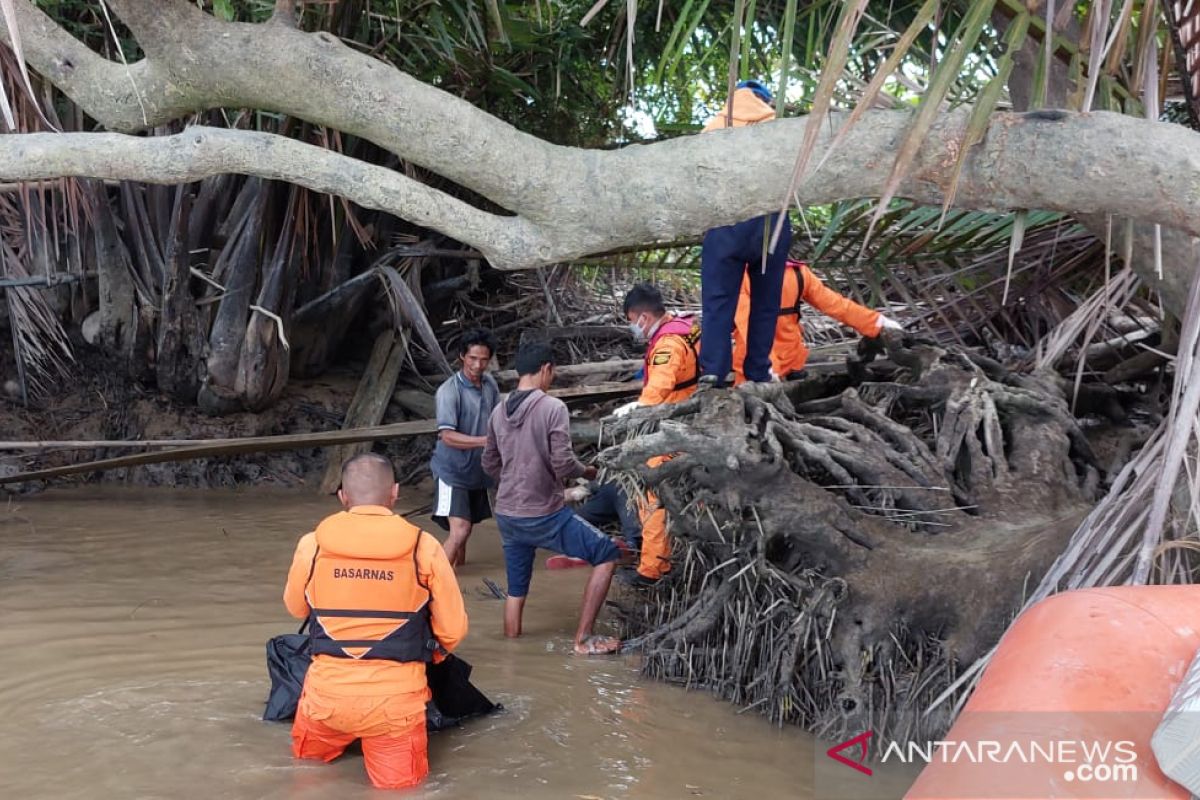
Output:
[0, 488, 920, 799]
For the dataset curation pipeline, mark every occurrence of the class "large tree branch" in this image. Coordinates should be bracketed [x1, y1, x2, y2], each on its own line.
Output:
[998, 10, 1200, 317]
[53, 0, 568, 218]
[2, 0, 1199, 302]
[0, 2, 196, 128]
[0, 110, 1198, 275]
[0, 126, 542, 267]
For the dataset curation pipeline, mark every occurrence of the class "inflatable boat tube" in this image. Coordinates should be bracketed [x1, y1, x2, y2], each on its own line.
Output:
[905, 586, 1200, 799]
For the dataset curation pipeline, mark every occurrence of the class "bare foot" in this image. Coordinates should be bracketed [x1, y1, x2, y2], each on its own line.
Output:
[574, 635, 620, 655]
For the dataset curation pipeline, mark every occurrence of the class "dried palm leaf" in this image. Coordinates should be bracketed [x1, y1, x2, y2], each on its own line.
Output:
[865, 0, 995, 246]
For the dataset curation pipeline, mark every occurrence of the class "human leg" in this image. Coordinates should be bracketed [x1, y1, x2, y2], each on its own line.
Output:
[291, 691, 356, 764]
[504, 595, 526, 638]
[577, 481, 642, 549]
[576, 481, 620, 526]
[574, 561, 617, 653]
[634, 455, 672, 580]
[496, 512, 537, 637]
[699, 222, 753, 386]
[544, 509, 621, 653]
[361, 721, 430, 790]
[442, 516, 472, 569]
[637, 501, 670, 580]
[744, 214, 791, 382]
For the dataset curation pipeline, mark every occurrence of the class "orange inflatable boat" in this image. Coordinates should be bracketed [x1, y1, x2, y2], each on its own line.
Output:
[905, 586, 1200, 799]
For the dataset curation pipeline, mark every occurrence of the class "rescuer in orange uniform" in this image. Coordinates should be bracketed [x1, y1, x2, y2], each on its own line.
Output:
[732, 260, 902, 383]
[284, 453, 468, 789]
[600, 283, 700, 585]
[697, 80, 790, 389]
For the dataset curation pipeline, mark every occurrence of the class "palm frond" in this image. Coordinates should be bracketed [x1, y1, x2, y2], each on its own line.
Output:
[866, 0, 995, 244]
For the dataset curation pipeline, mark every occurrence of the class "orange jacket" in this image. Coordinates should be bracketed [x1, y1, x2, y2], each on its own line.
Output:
[640, 314, 701, 406]
[733, 262, 882, 381]
[702, 87, 776, 131]
[284, 506, 468, 701]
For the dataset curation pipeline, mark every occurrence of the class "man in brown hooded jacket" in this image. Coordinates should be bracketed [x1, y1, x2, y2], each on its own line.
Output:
[482, 341, 620, 655]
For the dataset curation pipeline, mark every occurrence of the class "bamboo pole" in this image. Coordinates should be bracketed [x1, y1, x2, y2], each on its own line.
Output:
[0, 384, 639, 485]
[0, 419, 441, 485]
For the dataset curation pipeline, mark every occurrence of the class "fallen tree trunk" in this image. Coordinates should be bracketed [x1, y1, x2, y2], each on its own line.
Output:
[493, 358, 642, 384]
[319, 330, 409, 493]
[600, 337, 1095, 746]
[0, 0, 1199, 314]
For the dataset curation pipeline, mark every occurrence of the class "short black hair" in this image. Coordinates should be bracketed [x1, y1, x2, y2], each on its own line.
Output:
[514, 341, 555, 376]
[459, 328, 496, 358]
[623, 283, 666, 316]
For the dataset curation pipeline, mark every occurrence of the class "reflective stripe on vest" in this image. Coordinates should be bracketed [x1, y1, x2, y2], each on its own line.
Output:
[305, 522, 438, 663]
[778, 261, 806, 317]
[645, 316, 701, 391]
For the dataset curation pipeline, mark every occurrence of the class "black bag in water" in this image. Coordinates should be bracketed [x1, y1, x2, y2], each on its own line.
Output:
[262, 629, 499, 730]
[263, 628, 312, 722]
[425, 652, 498, 725]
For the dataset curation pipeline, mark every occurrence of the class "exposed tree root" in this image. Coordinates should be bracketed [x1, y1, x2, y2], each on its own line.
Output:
[601, 336, 1095, 746]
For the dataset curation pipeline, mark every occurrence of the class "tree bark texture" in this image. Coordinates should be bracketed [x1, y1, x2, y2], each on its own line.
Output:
[155, 186, 206, 401]
[1, 0, 1198, 313]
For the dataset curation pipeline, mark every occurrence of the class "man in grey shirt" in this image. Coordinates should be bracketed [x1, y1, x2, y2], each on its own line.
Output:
[430, 329, 500, 568]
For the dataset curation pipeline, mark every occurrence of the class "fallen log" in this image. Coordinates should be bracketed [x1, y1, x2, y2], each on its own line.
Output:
[0, 438, 236, 450]
[319, 329, 409, 493]
[519, 325, 632, 345]
[548, 381, 639, 403]
[392, 388, 437, 419]
[492, 358, 642, 384]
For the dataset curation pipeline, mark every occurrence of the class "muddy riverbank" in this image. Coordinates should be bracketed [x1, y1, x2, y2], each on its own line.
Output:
[0, 361, 434, 489]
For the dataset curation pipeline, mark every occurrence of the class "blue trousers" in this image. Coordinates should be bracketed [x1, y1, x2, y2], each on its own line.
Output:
[496, 507, 620, 598]
[576, 481, 642, 548]
[699, 214, 791, 384]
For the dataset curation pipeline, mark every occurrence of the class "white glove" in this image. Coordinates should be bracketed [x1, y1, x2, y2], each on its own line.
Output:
[768, 369, 782, 383]
[878, 315, 904, 332]
[611, 400, 642, 418]
[564, 485, 592, 503]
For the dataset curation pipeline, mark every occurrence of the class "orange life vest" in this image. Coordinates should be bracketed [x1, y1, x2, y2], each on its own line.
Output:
[305, 512, 438, 663]
[644, 315, 701, 392]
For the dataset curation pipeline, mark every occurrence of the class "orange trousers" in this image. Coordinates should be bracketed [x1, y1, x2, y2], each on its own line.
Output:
[291, 686, 429, 790]
[637, 456, 672, 580]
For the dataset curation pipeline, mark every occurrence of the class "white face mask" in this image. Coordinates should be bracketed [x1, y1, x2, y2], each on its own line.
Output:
[628, 314, 648, 342]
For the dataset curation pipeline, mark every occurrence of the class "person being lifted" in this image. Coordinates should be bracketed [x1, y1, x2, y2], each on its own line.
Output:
[482, 341, 621, 655]
[732, 260, 903, 383]
[429, 328, 500, 568]
[283, 453, 468, 790]
[698, 79, 790, 388]
[589, 283, 699, 586]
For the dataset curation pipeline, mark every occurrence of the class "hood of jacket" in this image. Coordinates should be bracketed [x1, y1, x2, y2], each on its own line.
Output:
[702, 88, 776, 131]
[501, 387, 548, 427]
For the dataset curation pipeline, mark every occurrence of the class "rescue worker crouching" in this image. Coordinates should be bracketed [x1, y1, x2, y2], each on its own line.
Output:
[284, 453, 468, 790]
[591, 283, 700, 587]
[732, 260, 903, 383]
